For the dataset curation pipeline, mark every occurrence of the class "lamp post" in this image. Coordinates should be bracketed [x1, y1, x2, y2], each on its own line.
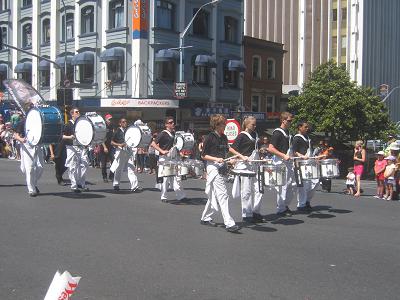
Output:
[178, 0, 221, 82]
[61, 0, 68, 122]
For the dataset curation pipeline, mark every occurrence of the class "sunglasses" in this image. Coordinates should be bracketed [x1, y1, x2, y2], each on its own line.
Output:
[166, 121, 175, 124]
[74, 111, 80, 114]
[286, 119, 293, 122]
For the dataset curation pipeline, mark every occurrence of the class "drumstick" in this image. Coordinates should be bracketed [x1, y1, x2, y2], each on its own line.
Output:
[223, 154, 240, 162]
[247, 159, 273, 163]
[292, 156, 319, 160]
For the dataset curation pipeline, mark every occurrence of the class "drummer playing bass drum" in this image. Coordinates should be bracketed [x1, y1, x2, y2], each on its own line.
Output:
[62, 107, 89, 193]
[229, 116, 266, 223]
[292, 120, 325, 212]
[150, 116, 186, 203]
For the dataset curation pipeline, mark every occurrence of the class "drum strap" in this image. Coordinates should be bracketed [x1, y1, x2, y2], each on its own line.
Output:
[240, 131, 259, 151]
[273, 128, 292, 156]
[293, 134, 311, 156]
[162, 129, 173, 138]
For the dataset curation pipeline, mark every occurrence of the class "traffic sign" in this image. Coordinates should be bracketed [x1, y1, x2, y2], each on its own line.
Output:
[174, 82, 187, 99]
[224, 119, 240, 144]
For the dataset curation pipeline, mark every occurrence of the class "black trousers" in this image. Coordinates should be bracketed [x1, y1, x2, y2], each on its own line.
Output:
[320, 178, 332, 192]
[100, 149, 114, 179]
[54, 155, 67, 182]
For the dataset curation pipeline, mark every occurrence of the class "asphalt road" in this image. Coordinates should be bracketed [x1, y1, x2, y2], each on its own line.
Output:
[0, 159, 399, 300]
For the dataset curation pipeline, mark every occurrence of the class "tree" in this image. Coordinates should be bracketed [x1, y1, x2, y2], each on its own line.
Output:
[288, 61, 398, 143]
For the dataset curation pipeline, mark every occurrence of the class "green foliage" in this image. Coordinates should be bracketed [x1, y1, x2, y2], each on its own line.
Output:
[288, 61, 398, 143]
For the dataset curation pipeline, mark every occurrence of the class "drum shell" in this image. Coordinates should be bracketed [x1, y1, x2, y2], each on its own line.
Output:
[158, 164, 177, 177]
[261, 164, 286, 186]
[87, 114, 107, 145]
[125, 125, 152, 148]
[25, 106, 63, 145]
[177, 164, 190, 176]
[297, 159, 320, 180]
[320, 159, 340, 178]
[175, 132, 195, 151]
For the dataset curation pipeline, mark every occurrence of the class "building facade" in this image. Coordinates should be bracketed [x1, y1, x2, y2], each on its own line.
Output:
[244, 0, 400, 121]
[0, 0, 245, 129]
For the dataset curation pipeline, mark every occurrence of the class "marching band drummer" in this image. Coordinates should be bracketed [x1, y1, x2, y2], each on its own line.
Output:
[63, 107, 89, 193]
[267, 112, 295, 216]
[109, 118, 141, 192]
[229, 116, 266, 223]
[292, 121, 324, 212]
[150, 116, 186, 203]
[14, 105, 44, 197]
[200, 114, 241, 233]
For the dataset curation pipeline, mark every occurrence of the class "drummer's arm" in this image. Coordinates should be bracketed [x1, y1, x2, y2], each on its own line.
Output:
[228, 146, 247, 161]
[102, 142, 108, 153]
[294, 151, 308, 159]
[111, 140, 125, 148]
[267, 144, 289, 161]
[150, 140, 168, 155]
[202, 154, 223, 163]
[62, 134, 74, 141]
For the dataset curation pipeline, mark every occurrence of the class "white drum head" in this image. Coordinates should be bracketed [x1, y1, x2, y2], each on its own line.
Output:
[175, 136, 184, 151]
[25, 109, 42, 146]
[75, 117, 94, 146]
[125, 126, 141, 148]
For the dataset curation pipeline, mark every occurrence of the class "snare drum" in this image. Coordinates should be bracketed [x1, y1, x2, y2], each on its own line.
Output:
[158, 160, 178, 177]
[175, 132, 195, 151]
[177, 162, 190, 176]
[297, 159, 320, 180]
[191, 160, 204, 177]
[74, 113, 107, 146]
[124, 124, 152, 148]
[25, 106, 63, 146]
[320, 159, 340, 178]
[231, 169, 256, 177]
[261, 164, 286, 186]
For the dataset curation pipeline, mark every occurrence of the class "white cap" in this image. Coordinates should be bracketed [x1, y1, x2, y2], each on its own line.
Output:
[377, 151, 385, 155]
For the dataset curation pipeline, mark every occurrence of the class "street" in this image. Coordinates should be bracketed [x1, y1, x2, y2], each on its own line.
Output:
[0, 159, 399, 300]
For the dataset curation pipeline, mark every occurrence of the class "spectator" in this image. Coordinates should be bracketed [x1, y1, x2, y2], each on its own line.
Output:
[353, 140, 366, 197]
[383, 156, 397, 201]
[148, 135, 157, 174]
[345, 167, 356, 195]
[373, 151, 387, 199]
[136, 147, 146, 173]
[259, 136, 272, 159]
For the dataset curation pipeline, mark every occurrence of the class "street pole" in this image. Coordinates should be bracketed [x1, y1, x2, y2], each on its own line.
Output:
[178, 0, 221, 82]
[61, 0, 68, 123]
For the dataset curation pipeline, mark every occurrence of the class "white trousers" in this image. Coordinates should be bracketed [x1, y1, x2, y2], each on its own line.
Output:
[112, 149, 138, 189]
[297, 180, 319, 207]
[237, 176, 262, 217]
[275, 160, 295, 213]
[20, 143, 44, 193]
[201, 164, 236, 228]
[160, 175, 185, 201]
[66, 146, 89, 189]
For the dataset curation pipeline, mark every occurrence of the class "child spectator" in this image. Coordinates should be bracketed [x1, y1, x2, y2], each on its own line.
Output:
[345, 167, 356, 195]
[374, 151, 387, 199]
[383, 156, 397, 201]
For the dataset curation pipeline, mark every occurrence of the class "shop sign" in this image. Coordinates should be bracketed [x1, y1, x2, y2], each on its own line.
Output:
[267, 112, 281, 119]
[240, 111, 266, 120]
[101, 98, 179, 108]
[192, 107, 231, 117]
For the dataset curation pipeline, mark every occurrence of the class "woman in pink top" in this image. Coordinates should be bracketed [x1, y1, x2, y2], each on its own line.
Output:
[353, 140, 366, 197]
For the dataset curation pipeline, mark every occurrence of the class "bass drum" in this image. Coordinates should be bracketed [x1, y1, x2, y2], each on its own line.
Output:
[175, 132, 195, 151]
[74, 113, 106, 146]
[25, 106, 63, 146]
[124, 125, 152, 148]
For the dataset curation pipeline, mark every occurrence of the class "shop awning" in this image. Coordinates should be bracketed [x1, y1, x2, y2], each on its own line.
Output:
[71, 51, 95, 65]
[100, 47, 125, 62]
[195, 55, 217, 68]
[55, 56, 73, 68]
[38, 60, 51, 71]
[14, 62, 32, 73]
[155, 49, 179, 62]
[228, 60, 246, 72]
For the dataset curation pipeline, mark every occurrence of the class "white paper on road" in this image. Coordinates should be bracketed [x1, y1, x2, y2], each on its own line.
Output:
[44, 270, 81, 300]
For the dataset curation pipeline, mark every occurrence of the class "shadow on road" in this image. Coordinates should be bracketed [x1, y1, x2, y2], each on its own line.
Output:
[40, 192, 106, 199]
[271, 218, 305, 225]
[308, 213, 336, 219]
[168, 198, 207, 205]
[0, 184, 26, 187]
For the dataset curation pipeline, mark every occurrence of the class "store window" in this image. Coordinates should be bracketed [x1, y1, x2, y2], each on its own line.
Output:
[156, 61, 176, 82]
[193, 9, 209, 37]
[81, 6, 95, 34]
[22, 23, 32, 48]
[156, 0, 175, 30]
[251, 95, 261, 112]
[223, 60, 238, 88]
[42, 19, 50, 44]
[252, 56, 261, 80]
[62, 13, 74, 41]
[109, 0, 124, 29]
[267, 58, 275, 80]
[224, 16, 238, 42]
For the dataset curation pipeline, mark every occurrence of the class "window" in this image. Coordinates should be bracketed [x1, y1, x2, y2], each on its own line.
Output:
[0, 27, 7, 50]
[76, 64, 94, 84]
[332, 8, 337, 21]
[40, 70, 50, 87]
[22, 0, 32, 7]
[224, 16, 238, 42]
[62, 13, 74, 41]
[42, 19, 50, 44]
[266, 96, 275, 112]
[107, 60, 124, 82]
[252, 56, 261, 80]
[62, 65, 74, 84]
[223, 60, 238, 88]
[22, 23, 32, 48]
[0, 0, 8, 11]
[193, 9, 209, 37]
[156, 0, 175, 30]
[17, 72, 32, 85]
[192, 58, 209, 85]
[267, 58, 275, 80]
[341, 8, 347, 20]
[251, 95, 260, 112]
[81, 6, 94, 34]
[109, 0, 124, 29]
[156, 61, 176, 81]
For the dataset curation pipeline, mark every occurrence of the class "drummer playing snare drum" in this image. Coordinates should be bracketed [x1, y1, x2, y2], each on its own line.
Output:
[150, 116, 186, 203]
[292, 120, 326, 212]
